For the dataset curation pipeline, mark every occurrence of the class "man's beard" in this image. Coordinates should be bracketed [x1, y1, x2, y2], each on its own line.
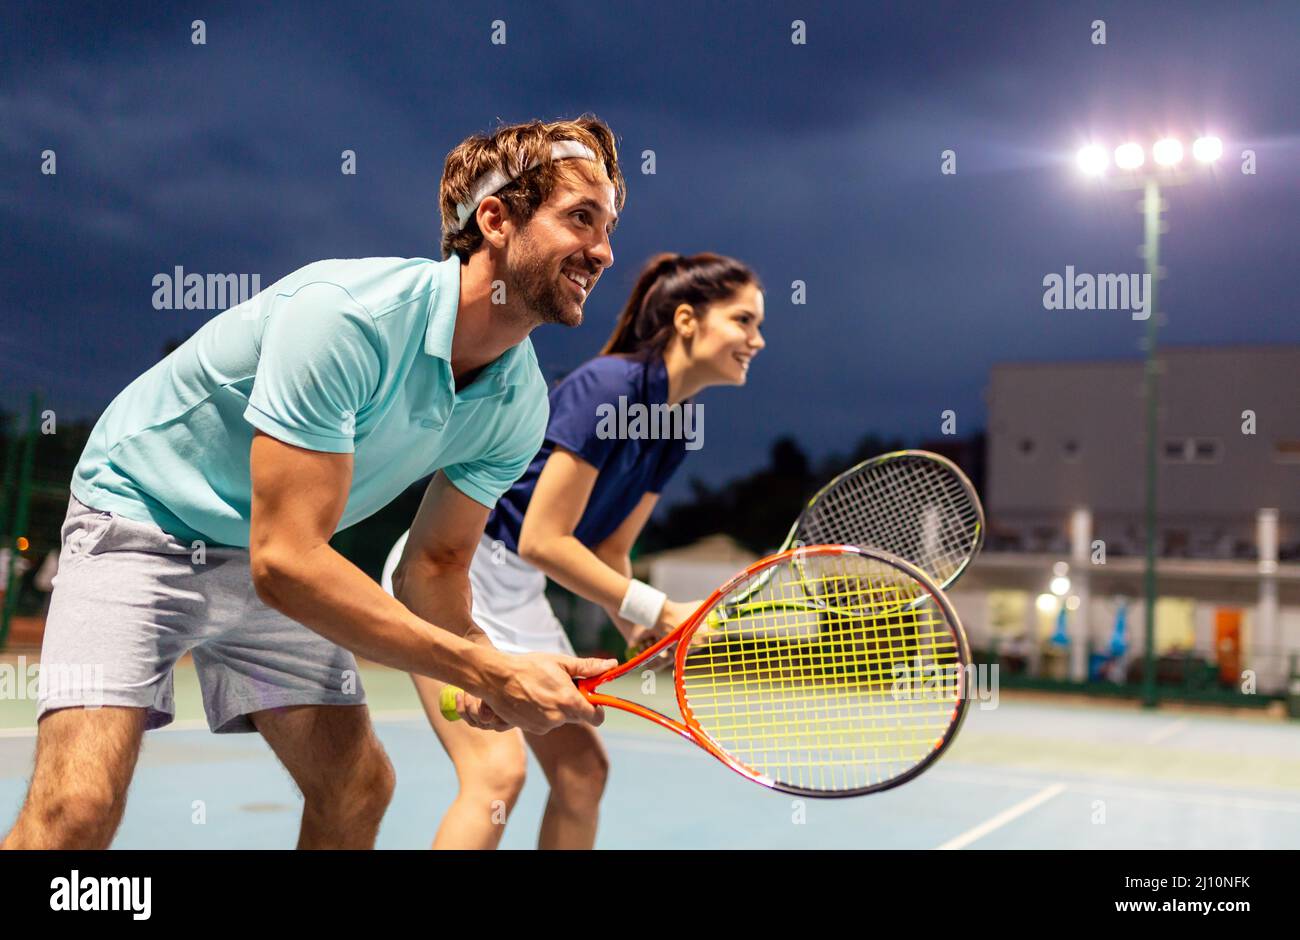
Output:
[506, 239, 584, 328]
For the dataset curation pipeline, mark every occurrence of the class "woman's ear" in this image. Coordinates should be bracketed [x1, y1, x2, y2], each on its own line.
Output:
[672, 303, 697, 339]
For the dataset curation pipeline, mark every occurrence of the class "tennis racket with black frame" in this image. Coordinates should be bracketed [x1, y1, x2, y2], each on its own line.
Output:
[740, 448, 984, 606]
[627, 449, 984, 668]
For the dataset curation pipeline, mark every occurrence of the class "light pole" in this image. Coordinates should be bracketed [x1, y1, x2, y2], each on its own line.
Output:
[1077, 135, 1223, 708]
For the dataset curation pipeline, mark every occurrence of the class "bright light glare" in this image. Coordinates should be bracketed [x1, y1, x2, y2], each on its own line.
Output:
[1076, 144, 1108, 176]
[1065, 595, 1081, 611]
[1193, 136, 1223, 163]
[1052, 561, 1070, 576]
[1153, 138, 1183, 166]
[1050, 576, 1071, 597]
[1114, 142, 1145, 170]
[1036, 593, 1058, 613]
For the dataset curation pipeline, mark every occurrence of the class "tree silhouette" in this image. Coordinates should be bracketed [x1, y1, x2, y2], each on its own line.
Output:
[640, 431, 985, 556]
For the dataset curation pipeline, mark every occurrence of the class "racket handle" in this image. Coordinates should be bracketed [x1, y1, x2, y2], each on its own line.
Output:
[439, 670, 610, 722]
[440, 680, 593, 722]
[439, 685, 463, 722]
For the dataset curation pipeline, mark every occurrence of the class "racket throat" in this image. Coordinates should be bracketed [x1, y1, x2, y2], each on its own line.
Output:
[585, 693, 693, 742]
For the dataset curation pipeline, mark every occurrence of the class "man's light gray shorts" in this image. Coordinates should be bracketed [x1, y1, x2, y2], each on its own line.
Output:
[37, 497, 365, 733]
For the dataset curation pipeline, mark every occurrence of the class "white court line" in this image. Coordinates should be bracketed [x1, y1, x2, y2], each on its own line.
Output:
[362, 709, 429, 723]
[1144, 718, 1189, 744]
[938, 767, 1300, 815]
[936, 782, 1067, 850]
[7, 715, 1297, 820]
[0, 708, 433, 740]
[1062, 780, 1300, 815]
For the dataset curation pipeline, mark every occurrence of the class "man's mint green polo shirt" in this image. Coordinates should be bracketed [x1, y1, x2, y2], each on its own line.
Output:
[72, 255, 549, 547]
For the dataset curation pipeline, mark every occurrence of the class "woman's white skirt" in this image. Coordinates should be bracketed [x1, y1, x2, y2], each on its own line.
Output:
[381, 530, 575, 656]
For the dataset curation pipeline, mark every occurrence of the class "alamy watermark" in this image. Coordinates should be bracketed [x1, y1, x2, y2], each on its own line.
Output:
[50, 870, 151, 920]
[594, 396, 703, 451]
[1043, 266, 1150, 320]
[891, 657, 999, 711]
[0, 656, 105, 705]
[152, 266, 262, 312]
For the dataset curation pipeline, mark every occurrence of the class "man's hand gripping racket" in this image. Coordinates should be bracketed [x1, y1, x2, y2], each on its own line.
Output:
[442, 544, 971, 797]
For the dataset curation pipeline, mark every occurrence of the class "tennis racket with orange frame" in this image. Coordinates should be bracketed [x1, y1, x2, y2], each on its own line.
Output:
[443, 543, 970, 797]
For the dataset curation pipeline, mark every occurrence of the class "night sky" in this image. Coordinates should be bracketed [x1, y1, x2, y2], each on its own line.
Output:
[2, 0, 1297, 508]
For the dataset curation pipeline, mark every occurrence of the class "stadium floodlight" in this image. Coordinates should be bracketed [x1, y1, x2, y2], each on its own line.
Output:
[1152, 137, 1184, 166]
[1077, 144, 1108, 176]
[1070, 127, 1225, 708]
[1114, 142, 1145, 170]
[1192, 135, 1223, 163]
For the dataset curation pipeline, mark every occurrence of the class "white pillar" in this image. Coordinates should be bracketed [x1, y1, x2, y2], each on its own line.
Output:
[1257, 509, 1279, 693]
[1069, 507, 1093, 682]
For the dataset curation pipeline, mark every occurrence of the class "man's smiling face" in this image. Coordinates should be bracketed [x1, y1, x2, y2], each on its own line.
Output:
[503, 163, 618, 328]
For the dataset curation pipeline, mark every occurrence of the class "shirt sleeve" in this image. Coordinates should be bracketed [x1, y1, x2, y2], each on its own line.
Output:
[443, 379, 549, 509]
[243, 283, 383, 453]
[545, 358, 631, 472]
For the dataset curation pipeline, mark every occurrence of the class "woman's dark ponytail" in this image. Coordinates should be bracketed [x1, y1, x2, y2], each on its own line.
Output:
[600, 252, 760, 357]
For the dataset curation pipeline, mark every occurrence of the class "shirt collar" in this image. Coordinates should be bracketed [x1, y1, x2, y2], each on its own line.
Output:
[423, 255, 531, 389]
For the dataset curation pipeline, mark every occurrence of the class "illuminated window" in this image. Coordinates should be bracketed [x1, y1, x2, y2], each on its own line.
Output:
[1275, 440, 1300, 464]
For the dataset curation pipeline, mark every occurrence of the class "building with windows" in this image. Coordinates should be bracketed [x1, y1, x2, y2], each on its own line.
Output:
[968, 347, 1300, 697]
[985, 347, 1300, 559]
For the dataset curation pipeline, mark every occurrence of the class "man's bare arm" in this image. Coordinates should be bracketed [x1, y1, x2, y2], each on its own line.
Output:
[248, 432, 496, 690]
[247, 432, 612, 733]
[391, 472, 494, 649]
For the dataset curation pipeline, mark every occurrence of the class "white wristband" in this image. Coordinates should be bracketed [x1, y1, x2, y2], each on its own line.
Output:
[618, 579, 667, 628]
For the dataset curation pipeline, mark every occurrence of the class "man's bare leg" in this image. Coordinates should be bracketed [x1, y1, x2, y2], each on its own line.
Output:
[2, 706, 146, 849]
[251, 704, 395, 849]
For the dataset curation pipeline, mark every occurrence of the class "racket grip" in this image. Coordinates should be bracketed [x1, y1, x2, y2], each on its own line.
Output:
[439, 685, 463, 722]
[440, 676, 592, 723]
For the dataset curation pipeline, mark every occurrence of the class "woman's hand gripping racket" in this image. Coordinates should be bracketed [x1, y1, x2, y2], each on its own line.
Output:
[442, 544, 971, 796]
[740, 449, 985, 609]
[623, 449, 984, 668]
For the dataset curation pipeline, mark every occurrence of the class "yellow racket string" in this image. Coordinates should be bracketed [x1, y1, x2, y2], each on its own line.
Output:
[679, 552, 963, 793]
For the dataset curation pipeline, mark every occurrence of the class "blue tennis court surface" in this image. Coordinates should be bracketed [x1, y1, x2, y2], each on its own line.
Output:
[1, 665, 1297, 849]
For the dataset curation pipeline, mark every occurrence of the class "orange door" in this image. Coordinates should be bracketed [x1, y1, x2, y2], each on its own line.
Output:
[1214, 609, 1242, 687]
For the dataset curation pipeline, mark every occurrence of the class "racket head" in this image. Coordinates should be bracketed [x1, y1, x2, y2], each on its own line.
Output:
[671, 544, 971, 797]
[793, 450, 985, 589]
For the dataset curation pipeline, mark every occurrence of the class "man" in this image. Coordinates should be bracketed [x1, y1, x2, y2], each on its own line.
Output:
[1, 115, 625, 849]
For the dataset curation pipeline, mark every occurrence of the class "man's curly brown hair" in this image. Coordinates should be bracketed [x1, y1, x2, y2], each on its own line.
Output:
[439, 115, 626, 262]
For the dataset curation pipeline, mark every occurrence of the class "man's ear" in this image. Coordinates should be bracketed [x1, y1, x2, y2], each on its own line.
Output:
[475, 195, 511, 249]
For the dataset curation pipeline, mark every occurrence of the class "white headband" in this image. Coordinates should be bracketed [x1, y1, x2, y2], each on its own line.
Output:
[451, 139, 598, 233]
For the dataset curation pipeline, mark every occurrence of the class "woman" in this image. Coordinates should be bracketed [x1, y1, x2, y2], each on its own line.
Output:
[383, 252, 765, 848]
